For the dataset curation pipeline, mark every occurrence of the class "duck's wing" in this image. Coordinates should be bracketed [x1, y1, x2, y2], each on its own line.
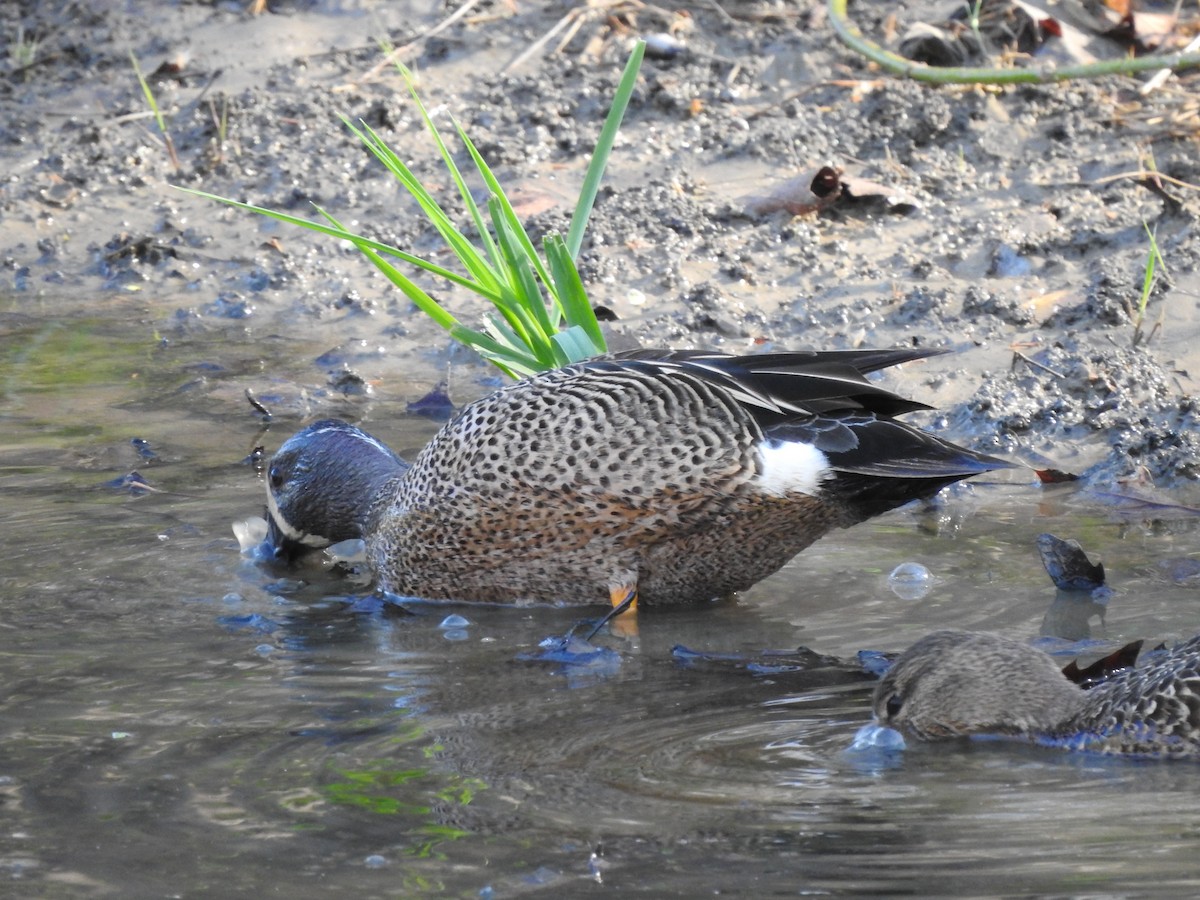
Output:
[597, 347, 945, 421]
[1090, 637, 1200, 755]
[598, 346, 1012, 474]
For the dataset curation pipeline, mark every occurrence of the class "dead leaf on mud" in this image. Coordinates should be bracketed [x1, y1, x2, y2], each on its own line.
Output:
[743, 165, 919, 218]
[839, 173, 920, 209]
[1034, 468, 1080, 484]
[743, 166, 839, 217]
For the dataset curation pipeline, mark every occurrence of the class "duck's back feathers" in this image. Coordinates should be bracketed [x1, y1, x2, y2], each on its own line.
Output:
[1086, 635, 1200, 755]
[596, 348, 1012, 516]
[594, 347, 941, 421]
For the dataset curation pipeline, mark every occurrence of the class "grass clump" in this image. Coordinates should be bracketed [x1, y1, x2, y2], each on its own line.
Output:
[180, 42, 645, 379]
[1131, 222, 1168, 347]
[9, 25, 41, 77]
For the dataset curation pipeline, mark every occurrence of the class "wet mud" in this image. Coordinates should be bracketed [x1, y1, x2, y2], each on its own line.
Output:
[4, 0, 1200, 492]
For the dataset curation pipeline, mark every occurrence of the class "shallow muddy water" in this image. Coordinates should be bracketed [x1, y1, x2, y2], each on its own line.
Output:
[5, 0, 1200, 891]
[6, 300, 1200, 897]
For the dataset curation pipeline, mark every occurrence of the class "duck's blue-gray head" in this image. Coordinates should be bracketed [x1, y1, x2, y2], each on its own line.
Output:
[265, 419, 408, 561]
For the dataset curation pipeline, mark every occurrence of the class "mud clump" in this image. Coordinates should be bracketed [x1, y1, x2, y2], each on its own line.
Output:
[967, 339, 1200, 486]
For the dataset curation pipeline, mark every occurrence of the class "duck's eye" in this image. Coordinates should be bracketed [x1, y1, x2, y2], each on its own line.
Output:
[269, 465, 285, 491]
[885, 693, 904, 719]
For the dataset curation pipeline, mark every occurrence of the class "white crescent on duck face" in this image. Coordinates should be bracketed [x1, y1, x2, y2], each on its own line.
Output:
[265, 348, 1013, 605]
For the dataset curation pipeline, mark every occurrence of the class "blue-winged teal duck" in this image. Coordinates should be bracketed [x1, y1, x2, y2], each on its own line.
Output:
[874, 629, 1200, 757]
[265, 348, 1009, 607]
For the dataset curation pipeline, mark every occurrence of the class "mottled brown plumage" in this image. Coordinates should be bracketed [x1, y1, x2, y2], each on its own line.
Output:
[875, 629, 1200, 757]
[265, 349, 1009, 605]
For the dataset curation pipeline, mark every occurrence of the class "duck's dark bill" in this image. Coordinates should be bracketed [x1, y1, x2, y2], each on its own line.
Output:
[265, 510, 315, 563]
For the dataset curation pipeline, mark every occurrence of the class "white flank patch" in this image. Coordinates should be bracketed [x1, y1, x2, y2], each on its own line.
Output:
[756, 440, 830, 497]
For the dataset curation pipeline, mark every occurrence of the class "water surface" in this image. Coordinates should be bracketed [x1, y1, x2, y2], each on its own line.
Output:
[4, 304, 1200, 896]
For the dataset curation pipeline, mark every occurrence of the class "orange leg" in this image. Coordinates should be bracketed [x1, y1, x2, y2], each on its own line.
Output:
[583, 583, 640, 640]
[607, 583, 639, 638]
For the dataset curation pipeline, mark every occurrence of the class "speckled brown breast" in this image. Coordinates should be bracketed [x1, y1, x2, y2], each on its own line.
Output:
[365, 363, 851, 604]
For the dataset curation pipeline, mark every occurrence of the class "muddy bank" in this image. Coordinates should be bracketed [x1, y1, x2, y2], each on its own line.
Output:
[3, 0, 1199, 488]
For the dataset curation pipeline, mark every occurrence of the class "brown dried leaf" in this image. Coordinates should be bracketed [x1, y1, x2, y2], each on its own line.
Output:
[743, 166, 843, 217]
[838, 174, 920, 210]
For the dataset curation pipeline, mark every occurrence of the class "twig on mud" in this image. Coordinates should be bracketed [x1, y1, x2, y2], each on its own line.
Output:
[697, 0, 736, 29]
[502, 0, 684, 74]
[503, 4, 595, 73]
[1141, 33, 1200, 95]
[350, 0, 488, 85]
[827, 0, 1200, 85]
[1011, 351, 1065, 379]
[1091, 169, 1200, 193]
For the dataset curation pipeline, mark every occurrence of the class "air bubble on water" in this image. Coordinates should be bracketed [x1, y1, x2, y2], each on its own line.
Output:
[848, 723, 906, 752]
[887, 562, 932, 600]
[232, 516, 268, 552]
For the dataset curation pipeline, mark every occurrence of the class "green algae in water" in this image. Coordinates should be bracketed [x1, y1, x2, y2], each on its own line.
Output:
[1, 319, 156, 395]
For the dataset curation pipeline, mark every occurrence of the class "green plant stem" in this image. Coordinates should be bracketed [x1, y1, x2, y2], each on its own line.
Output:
[827, 0, 1200, 85]
[566, 39, 645, 259]
[130, 50, 181, 171]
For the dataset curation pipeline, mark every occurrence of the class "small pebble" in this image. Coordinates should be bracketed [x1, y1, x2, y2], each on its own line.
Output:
[644, 32, 686, 59]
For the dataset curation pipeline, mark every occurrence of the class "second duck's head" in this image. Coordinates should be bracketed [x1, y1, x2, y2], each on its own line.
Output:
[265, 419, 408, 561]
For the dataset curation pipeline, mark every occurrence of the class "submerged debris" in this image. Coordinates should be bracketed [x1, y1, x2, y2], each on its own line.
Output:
[1036, 533, 1105, 592]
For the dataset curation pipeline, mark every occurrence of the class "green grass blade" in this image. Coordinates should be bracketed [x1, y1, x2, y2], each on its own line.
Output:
[129, 50, 166, 134]
[336, 220, 543, 376]
[342, 117, 504, 297]
[566, 39, 645, 259]
[461, 328, 543, 378]
[479, 315, 552, 374]
[316, 209, 460, 332]
[545, 234, 606, 356]
[550, 325, 600, 364]
[174, 186, 502, 302]
[488, 197, 556, 340]
[392, 64, 503, 273]
[454, 123, 559, 312]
